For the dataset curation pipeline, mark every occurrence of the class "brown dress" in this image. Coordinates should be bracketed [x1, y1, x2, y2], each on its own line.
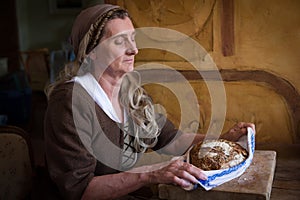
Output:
[44, 82, 181, 199]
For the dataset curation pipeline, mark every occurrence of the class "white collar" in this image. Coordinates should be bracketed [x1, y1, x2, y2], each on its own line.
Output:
[74, 73, 123, 123]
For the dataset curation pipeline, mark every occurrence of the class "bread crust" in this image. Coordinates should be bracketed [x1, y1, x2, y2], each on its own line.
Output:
[190, 139, 248, 170]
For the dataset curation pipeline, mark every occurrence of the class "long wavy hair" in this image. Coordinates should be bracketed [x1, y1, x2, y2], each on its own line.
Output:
[119, 72, 160, 152]
[46, 8, 160, 152]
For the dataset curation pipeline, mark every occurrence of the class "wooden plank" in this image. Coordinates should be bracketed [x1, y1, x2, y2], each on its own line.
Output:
[159, 150, 276, 200]
[220, 0, 235, 56]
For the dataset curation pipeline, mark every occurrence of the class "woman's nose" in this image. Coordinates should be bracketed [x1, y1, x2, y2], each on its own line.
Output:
[125, 41, 138, 55]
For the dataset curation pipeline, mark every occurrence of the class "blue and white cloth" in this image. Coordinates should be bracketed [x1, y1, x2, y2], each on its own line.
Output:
[186, 127, 255, 191]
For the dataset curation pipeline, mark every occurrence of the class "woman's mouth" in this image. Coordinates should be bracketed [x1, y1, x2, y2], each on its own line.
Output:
[123, 58, 134, 64]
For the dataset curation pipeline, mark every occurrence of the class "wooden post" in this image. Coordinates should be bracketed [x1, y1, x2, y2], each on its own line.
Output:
[221, 0, 235, 56]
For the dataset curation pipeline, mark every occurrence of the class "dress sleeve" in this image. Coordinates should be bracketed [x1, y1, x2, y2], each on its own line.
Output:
[44, 84, 97, 200]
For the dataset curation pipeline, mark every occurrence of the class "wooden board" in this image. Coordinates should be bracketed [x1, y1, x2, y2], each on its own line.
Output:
[159, 150, 276, 200]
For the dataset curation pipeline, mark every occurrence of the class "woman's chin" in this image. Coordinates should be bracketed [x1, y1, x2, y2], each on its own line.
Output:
[125, 65, 134, 72]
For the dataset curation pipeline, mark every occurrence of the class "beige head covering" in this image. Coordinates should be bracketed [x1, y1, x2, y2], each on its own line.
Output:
[70, 4, 120, 56]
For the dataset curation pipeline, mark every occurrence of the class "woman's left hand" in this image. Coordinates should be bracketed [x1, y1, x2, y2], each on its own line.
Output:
[221, 122, 255, 142]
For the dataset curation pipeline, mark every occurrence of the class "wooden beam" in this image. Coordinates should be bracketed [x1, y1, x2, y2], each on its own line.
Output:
[220, 0, 235, 56]
[138, 68, 300, 140]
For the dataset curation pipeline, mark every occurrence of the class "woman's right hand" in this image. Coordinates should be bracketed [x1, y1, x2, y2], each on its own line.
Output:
[147, 158, 207, 189]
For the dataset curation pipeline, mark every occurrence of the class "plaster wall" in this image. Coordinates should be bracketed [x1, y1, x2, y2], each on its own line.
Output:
[116, 0, 300, 143]
[213, 0, 300, 94]
[16, 0, 299, 143]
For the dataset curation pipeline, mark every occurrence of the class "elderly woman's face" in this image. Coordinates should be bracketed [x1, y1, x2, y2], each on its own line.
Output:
[90, 17, 138, 79]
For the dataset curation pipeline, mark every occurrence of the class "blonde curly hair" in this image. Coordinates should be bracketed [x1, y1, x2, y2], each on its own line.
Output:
[119, 72, 160, 152]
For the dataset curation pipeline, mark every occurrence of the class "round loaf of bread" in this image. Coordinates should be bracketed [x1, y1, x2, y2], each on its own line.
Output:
[190, 139, 248, 170]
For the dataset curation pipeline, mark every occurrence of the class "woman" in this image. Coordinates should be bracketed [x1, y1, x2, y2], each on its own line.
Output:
[44, 4, 254, 200]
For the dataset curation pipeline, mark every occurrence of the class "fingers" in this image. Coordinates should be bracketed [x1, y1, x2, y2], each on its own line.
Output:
[171, 160, 207, 188]
[231, 122, 254, 133]
[224, 122, 255, 141]
[246, 123, 255, 131]
[179, 162, 207, 181]
[236, 122, 254, 129]
[236, 122, 255, 133]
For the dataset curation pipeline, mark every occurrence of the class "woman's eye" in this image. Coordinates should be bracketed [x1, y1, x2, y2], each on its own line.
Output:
[114, 37, 124, 45]
[131, 34, 136, 42]
[131, 36, 135, 42]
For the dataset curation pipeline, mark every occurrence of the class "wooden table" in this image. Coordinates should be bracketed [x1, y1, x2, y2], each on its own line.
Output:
[159, 150, 276, 200]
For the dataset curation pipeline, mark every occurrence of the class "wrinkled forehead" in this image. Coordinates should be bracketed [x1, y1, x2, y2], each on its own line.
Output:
[103, 17, 135, 38]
